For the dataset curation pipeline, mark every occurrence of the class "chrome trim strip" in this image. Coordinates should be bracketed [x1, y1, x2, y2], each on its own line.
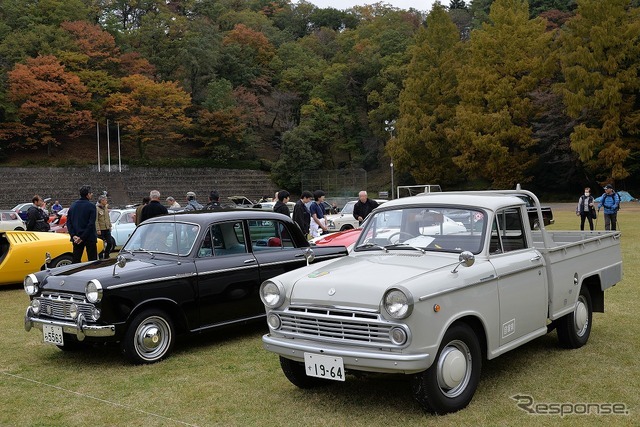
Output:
[109, 274, 191, 290]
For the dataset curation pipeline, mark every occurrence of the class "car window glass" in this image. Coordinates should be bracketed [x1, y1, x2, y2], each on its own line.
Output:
[491, 207, 527, 253]
[124, 222, 199, 256]
[359, 207, 485, 254]
[248, 220, 295, 250]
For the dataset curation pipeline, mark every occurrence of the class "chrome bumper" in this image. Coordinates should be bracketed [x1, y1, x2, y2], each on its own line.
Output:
[262, 334, 431, 374]
[24, 307, 115, 341]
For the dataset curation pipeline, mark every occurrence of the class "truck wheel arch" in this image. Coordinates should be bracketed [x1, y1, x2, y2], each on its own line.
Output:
[580, 275, 604, 313]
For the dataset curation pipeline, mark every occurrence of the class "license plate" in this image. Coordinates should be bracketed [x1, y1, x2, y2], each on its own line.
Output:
[304, 353, 345, 381]
[43, 324, 64, 345]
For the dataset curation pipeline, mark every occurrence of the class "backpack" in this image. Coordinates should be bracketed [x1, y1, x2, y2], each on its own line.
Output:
[604, 193, 621, 211]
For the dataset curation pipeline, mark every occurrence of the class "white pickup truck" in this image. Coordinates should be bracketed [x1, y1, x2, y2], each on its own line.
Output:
[259, 190, 622, 414]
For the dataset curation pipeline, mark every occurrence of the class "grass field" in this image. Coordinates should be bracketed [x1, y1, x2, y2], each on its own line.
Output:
[1, 204, 638, 426]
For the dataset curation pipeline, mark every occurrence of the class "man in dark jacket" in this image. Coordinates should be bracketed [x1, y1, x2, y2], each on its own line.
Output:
[140, 190, 169, 222]
[67, 185, 98, 263]
[353, 190, 379, 225]
[26, 195, 50, 232]
[273, 190, 291, 217]
[293, 191, 312, 237]
[205, 190, 222, 210]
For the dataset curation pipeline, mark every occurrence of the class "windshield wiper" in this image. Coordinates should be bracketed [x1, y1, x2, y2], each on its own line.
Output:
[132, 247, 156, 258]
[384, 243, 425, 254]
[355, 242, 388, 252]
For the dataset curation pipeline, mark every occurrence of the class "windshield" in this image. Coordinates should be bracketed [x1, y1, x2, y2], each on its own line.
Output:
[340, 201, 356, 215]
[123, 222, 200, 256]
[356, 206, 486, 254]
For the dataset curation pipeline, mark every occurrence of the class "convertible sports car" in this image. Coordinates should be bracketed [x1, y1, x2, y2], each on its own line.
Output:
[0, 231, 104, 286]
[24, 210, 348, 364]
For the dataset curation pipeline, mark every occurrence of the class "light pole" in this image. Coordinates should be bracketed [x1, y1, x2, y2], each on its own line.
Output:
[390, 162, 394, 199]
[384, 120, 396, 199]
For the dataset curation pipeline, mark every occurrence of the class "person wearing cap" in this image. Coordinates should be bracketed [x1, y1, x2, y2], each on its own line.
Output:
[166, 196, 181, 209]
[140, 190, 169, 222]
[205, 190, 222, 210]
[67, 185, 98, 263]
[184, 191, 203, 211]
[598, 184, 621, 231]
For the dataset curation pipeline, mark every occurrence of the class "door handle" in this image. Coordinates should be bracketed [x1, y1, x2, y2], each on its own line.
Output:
[244, 259, 256, 264]
[530, 255, 541, 262]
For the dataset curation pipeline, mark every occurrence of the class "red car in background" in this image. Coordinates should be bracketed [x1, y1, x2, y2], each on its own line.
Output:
[310, 227, 362, 252]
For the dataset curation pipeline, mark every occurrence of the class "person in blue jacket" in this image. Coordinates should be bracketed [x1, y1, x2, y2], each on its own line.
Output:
[67, 185, 98, 263]
[598, 184, 621, 231]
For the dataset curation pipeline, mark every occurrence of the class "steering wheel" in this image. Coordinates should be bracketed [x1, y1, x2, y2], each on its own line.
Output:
[387, 231, 414, 244]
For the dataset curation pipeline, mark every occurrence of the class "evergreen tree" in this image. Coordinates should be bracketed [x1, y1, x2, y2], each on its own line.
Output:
[556, 0, 640, 182]
[451, 0, 554, 187]
[390, 3, 464, 184]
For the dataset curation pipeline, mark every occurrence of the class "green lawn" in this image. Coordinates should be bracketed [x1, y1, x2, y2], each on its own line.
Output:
[1, 204, 638, 426]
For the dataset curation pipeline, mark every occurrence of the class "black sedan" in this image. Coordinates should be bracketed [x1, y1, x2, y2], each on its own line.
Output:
[24, 210, 347, 364]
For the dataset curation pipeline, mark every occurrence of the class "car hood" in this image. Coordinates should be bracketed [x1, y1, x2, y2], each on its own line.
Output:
[40, 256, 181, 294]
[289, 252, 459, 310]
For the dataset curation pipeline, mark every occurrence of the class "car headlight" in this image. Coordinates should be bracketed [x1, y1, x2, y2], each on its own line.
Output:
[24, 274, 39, 296]
[383, 288, 414, 319]
[85, 279, 103, 303]
[260, 280, 285, 309]
[31, 299, 41, 315]
[69, 303, 78, 319]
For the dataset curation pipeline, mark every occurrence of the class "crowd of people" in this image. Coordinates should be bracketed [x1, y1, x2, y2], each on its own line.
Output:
[21, 183, 623, 265]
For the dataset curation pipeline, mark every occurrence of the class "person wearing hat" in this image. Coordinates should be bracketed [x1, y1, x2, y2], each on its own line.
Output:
[67, 185, 98, 263]
[598, 184, 621, 231]
[184, 191, 203, 211]
[205, 190, 222, 210]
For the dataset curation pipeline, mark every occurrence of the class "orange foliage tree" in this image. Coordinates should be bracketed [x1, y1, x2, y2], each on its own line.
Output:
[3, 55, 93, 153]
[104, 74, 192, 158]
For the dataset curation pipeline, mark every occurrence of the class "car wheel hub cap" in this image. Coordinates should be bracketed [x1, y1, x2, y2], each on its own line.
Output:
[575, 300, 588, 336]
[141, 326, 161, 349]
[439, 348, 466, 389]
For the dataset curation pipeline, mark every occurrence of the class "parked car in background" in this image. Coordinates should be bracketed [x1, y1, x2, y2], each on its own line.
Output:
[253, 201, 296, 215]
[12, 202, 32, 221]
[515, 194, 554, 229]
[109, 208, 137, 248]
[325, 199, 387, 232]
[24, 210, 348, 364]
[0, 211, 26, 231]
[228, 196, 255, 208]
[0, 231, 103, 286]
[49, 208, 68, 228]
[311, 228, 361, 252]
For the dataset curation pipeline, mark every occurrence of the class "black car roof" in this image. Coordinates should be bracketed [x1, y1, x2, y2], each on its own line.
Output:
[143, 208, 293, 226]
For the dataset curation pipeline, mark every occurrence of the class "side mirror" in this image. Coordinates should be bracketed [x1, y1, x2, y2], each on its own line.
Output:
[304, 247, 315, 266]
[451, 251, 475, 273]
[45, 252, 51, 269]
[112, 254, 128, 277]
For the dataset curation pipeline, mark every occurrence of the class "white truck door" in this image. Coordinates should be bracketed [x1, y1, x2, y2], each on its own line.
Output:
[489, 207, 548, 347]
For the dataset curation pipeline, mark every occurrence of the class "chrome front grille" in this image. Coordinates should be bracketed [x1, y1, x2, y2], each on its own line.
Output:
[36, 293, 94, 321]
[277, 306, 406, 348]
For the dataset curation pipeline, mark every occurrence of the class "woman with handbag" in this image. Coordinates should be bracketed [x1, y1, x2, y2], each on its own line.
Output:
[576, 187, 596, 231]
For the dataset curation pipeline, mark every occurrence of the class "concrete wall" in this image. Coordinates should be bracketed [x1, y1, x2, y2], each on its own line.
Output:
[0, 166, 277, 209]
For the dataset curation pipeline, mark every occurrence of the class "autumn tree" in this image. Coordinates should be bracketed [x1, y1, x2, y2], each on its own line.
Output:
[556, 0, 640, 182]
[450, 0, 554, 187]
[2, 55, 92, 154]
[390, 3, 464, 184]
[104, 74, 191, 158]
